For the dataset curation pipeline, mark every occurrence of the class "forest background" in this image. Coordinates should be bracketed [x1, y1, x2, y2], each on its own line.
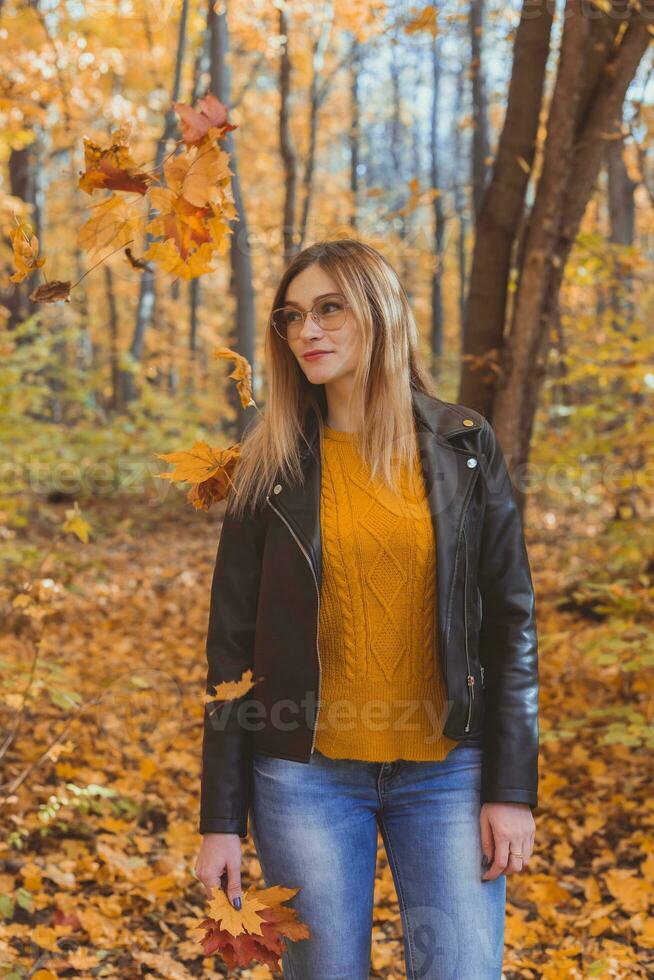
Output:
[0, 0, 652, 977]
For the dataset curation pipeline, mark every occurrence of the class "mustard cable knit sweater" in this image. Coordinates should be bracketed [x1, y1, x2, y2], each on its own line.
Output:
[313, 424, 459, 762]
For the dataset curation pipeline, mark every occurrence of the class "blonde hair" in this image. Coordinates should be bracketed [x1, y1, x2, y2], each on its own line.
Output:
[227, 238, 437, 520]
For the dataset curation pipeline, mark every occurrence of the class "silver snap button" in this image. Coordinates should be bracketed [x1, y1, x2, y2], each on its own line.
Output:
[273, 484, 282, 493]
[466, 457, 477, 468]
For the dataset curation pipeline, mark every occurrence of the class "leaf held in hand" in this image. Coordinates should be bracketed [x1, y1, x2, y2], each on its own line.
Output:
[196, 883, 310, 972]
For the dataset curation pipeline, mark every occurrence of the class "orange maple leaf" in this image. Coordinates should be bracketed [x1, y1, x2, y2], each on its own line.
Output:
[204, 669, 262, 708]
[142, 176, 234, 280]
[155, 441, 240, 510]
[163, 138, 233, 209]
[78, 126, 152, 197]
[9, 222, 46, 283]
[173, 92, 238, 147]
[78, 194, 141, 255]
[213, 347, 255, 409]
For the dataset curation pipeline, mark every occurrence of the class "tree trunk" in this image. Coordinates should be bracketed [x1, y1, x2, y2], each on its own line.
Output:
[349, 35, 362, 232]
[279, 4, 298, 264]
[607, 136, 637, 326]
[6, 141, 43, 330]
[469, 0, 490, 220]
[208, 0, 257, 441]
[461, 0, 553, 418]
[429, 30, 445, 376]
[298, 7, 334, 250]
[452, 65, 467, 334]
[494, 0, 652, 494]
[104, 264, 121, 413]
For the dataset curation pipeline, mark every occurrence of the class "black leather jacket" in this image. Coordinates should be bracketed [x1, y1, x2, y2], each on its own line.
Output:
[199, 386, 540, 836]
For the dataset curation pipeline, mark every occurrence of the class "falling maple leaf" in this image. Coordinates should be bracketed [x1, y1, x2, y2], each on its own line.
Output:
[155, 441, 240, 486]
[163, 138, 233, 209]
[204, 668, 262, 708]
[142, 180, 234, 282]
[29, 280, 72, 303]
[9, 221, 46, 283]
[213, 347, 255, 409]
[78, 126, 152, 196]
[78, 194, 141, 255]
[196, 883, 310, 972]
[173, 92, 238, 148]
[405, 5, 439, 36]
[62, 503, 91, 543]
[142, 238, 220, 281]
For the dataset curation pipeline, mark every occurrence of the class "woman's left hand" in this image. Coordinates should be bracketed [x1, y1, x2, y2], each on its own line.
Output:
[479, 802, 535, 879]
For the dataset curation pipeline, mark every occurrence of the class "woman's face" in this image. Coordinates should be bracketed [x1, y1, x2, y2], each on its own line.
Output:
[281, 264, 362, 384]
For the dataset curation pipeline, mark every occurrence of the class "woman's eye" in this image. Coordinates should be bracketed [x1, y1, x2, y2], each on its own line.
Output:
[287, 311, 301, 323]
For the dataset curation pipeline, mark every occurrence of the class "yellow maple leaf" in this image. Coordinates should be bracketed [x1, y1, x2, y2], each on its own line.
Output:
[62, 503, 91, 543]
[207, 885, 270, 938]
[213, 347, 255, 409]
[155, 441, 240, 485]
[142, 239, 218, 280]
[78, 194, 141, 254]
[10, 222, 46, 283]
[164, 139, 233, 209]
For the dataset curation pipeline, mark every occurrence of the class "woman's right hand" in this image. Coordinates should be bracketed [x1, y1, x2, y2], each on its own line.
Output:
[195, 833, 243, 908]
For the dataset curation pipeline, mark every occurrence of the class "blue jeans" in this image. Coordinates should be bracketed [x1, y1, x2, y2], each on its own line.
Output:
[250, 742, 505, 979]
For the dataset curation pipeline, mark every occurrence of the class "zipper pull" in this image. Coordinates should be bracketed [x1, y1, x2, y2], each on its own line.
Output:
[467, 674, 475, 700]
[480, 665, 485, 687]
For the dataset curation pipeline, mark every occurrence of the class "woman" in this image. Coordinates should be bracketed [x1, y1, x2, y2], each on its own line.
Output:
[195, 239, 539, 979]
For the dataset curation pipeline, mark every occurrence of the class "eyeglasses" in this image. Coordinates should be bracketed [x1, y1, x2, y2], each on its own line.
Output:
[270, 293, 351, 342]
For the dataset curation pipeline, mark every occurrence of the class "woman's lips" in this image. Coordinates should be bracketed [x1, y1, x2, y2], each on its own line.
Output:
[303, 351, 333, 360]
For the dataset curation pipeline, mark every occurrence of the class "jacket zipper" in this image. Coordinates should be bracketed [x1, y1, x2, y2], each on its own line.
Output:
[443, 465, 480, 690]
[266, 493, 322, 756]
[478, 590, 485, 688]
[463, 525, 474, 732]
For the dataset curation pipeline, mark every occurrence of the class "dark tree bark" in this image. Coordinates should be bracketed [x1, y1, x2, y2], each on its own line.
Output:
[279, 4, 298, 264]
[5, 141, 43, 330]
[469, 0, 490, 219]
[208, 0, 257, 440]
[429, 29, 445, 375]
[461, 0, 553, 420]
[493, 0, 653, 493]
[104, 264, 121, 413]
[349, 35, 362, 232]
[453, 64, 468, 333]
[606, 136, 637, 326]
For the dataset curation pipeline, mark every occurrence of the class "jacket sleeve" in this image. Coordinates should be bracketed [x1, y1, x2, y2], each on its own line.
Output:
[477, 418, 540, 811]
[199, 490, 266, 837]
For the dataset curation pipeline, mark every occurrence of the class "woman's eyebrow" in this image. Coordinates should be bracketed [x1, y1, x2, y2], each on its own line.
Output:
[284, 292, 338, 308]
